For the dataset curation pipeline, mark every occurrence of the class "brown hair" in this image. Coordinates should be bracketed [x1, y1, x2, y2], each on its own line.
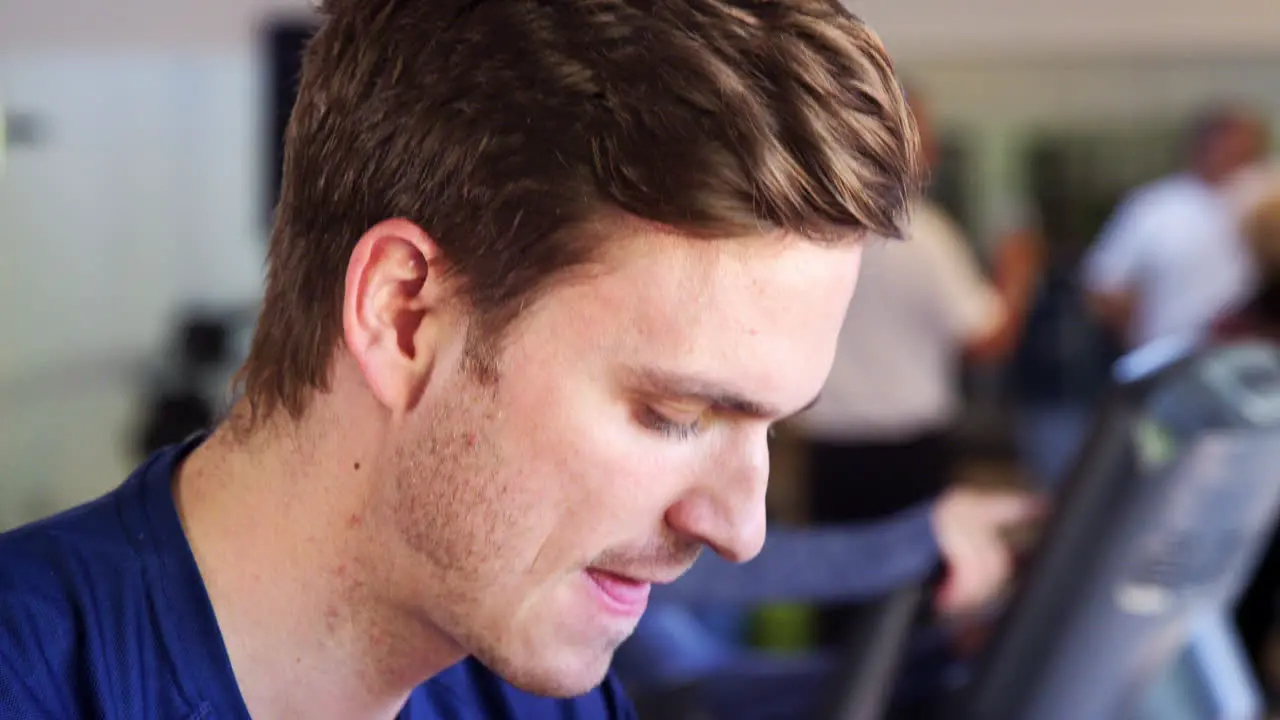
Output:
[240, 0, 922, 422]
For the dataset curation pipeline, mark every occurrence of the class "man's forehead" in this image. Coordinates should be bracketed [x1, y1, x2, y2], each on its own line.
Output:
[575, 210, 833, 266]
[516, 218, 857, 408]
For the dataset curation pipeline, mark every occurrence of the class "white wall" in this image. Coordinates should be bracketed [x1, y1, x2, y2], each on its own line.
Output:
[0, 0, 313, 50]
[0, 52, 268, 524]
[854, 0, 1280, 58]
[908, 56, 1280, 126]
[4, 0, 1280, 56]
[0, 53, 266, 379]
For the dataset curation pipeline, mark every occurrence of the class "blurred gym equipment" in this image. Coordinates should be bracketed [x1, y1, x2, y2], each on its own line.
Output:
[950, 336, 1280, 720]
[133, 305, 256, 459]
[629, 337, 1280, 720]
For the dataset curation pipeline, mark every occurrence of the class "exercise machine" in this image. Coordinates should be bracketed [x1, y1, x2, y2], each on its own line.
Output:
[945, 335, 1280, 720]
[626, 336, 1280, 720]
[842, 335, 1280, 720]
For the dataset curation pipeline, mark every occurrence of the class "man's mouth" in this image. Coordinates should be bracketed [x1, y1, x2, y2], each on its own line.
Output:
[584, 569, 654, 617]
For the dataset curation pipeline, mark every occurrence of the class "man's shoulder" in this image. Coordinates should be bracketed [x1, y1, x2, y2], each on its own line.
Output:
[0, 491, 146, 703]
[1118, 175, 1204, 219]
[0, 472, 210, 719]
[403, 657, 636, 719]
[0, 488, 140, 601]
[1089, 178, 1186, 254]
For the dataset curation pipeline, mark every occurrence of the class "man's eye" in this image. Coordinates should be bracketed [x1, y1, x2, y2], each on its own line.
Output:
[639, 407, 703, 442]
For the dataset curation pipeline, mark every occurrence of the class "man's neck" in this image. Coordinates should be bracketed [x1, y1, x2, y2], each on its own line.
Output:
[172, 410, 464, 720]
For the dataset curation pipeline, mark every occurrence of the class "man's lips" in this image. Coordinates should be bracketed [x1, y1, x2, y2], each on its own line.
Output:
[584, 569, 663, 616]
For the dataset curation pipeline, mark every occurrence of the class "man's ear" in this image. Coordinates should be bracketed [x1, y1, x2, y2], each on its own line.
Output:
[342, 219, 458, 415]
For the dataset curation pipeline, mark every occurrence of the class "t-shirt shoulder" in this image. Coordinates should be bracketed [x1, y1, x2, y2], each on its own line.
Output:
[0, 558, 79, 719]
[0, 489, 146, 604]
[0, 492, 146, 717]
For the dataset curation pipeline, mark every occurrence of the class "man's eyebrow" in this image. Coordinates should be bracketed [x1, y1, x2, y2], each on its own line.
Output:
[626, 367, 821, 419]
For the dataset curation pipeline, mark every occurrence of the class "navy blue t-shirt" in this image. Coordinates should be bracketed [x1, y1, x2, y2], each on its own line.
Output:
[0, 442, 635, 719]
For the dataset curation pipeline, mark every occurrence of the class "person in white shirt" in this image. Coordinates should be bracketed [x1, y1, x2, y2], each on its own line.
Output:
[794, 87, 1041, 646]
[1083, 105, 1270, 348]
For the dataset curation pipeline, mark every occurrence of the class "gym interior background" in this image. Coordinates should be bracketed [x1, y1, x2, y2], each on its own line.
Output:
[3, 0, 1280, 670]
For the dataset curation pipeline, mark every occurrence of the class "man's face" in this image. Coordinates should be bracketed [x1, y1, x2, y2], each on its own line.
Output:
[372, 223, 861, 696]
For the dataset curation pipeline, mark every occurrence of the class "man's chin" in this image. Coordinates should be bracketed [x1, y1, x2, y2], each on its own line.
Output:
[514, 669, 613, 699]
[477, 646, 618, 698]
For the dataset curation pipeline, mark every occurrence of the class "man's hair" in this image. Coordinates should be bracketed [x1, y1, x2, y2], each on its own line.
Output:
[240, 0, 922, 422]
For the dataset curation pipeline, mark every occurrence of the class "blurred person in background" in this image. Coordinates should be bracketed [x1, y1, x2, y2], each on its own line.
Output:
[1216, 191, 1280, 700]
[1007, 169, 1126, 492]
[1083, 104, 1270, 349]
[1009, 249, 1122, 491]
[793, 86, 1044, 648]
[0, 1, 925, 719]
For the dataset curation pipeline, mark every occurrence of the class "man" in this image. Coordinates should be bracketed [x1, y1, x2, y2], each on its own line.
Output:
[0, 1, 923, 719]
[1083, 104, 1270, 349]
[795, 87, 1043, 644]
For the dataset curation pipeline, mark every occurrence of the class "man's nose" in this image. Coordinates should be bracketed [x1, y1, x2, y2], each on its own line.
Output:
[663, 440, 769, 564]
